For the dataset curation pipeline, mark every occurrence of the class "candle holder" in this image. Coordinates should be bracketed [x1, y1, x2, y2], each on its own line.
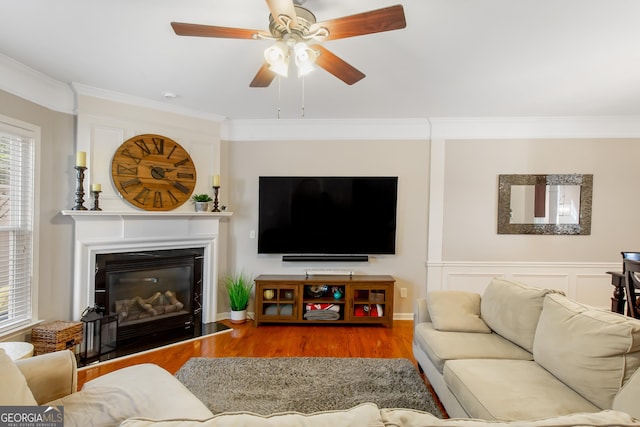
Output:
[72, 166, 88, 210]
[211, 186, 221, 212]
[90, 190, 102, 211]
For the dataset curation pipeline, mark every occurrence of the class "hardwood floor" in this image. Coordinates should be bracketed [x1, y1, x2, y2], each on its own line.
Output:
[77, 319, 446, 415]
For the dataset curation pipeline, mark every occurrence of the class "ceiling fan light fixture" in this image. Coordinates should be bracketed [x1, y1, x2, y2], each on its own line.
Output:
[294, 42, 317, 77]
[264, 42, 290, 77]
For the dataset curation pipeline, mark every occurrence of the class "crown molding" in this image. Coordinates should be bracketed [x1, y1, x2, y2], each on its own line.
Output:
[221, 118, 431, 141]
[0, 52, 75, 114]
[428, 116, 640, 140]
[71, 83, 225, 122]
[222, 116, 640, 142]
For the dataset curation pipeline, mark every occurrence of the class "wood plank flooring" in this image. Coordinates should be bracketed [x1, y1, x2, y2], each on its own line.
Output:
[77, 319, 446, 415]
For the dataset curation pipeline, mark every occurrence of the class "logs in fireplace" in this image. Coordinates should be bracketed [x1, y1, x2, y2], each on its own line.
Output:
[91, 248, 203, 363]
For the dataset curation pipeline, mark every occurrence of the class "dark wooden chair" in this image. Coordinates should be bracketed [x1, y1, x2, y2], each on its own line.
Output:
[623, 258, 640, 319]
[621, 251, 640, 272]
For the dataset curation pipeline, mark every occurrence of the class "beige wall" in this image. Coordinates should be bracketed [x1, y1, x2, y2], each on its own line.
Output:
[224, 139, 430, 317]
[442, 138, 640, 262]
[3, 81, 638, 323]
[0, 90, 76, 328]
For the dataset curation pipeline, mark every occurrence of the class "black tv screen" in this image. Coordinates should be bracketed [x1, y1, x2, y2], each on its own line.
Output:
[258, 176, 398, 255]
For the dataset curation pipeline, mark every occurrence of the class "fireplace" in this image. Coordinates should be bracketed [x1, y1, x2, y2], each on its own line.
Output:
[92, 248, 204, 361]
[63, 210, 232, 356]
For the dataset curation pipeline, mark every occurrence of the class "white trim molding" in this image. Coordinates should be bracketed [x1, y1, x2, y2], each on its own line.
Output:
[426, 261, 620, 310]
[429, 116, 640, 140]
[221, 118, 431, 141]
[71, 83, 226, 122]
[0, 52, 75, 114]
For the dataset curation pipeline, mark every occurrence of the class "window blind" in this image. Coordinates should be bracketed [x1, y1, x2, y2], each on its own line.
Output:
[0, 130, 34, 334]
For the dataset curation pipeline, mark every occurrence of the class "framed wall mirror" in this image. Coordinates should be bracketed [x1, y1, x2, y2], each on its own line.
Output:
[497, 174, 593, 235]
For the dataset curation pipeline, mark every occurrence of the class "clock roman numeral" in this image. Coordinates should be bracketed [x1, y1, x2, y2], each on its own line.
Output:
[151, 137, 164, 155]
[173, 158, 190, 167]
[117, 164, 138, 176]
[121, 148, 141, 165]
[166, 145, 177, 159]
[177, 172, 194, 179]
[172, 181, 190, 194]
[166, 190, 180, 205]
[133, 187, 151, 205]
[134, 139, 151, 156]
[153, 191, 163, 208]
[120, 178, 141, 193]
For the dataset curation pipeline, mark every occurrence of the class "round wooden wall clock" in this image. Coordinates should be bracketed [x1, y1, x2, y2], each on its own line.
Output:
[111, 134, 197, 211]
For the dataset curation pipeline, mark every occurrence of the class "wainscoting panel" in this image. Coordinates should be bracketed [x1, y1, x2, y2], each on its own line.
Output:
[427, 262, 619, 310]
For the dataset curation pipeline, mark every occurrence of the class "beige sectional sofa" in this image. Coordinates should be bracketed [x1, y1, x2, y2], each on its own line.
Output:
[413, 278, 640, 422]
[2, 292, 640, 427]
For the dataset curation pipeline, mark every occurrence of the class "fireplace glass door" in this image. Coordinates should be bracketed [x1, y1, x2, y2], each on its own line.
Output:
[94, 248, 203, 362]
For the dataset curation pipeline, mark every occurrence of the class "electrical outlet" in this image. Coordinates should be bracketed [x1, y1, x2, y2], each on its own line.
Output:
[249, 230, 256, 239]
[400, 288, 407, 298]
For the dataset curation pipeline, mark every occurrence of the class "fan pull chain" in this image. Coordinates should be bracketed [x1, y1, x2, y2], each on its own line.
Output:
[301, 77, 305, 118]
[277, 76, 282, 119]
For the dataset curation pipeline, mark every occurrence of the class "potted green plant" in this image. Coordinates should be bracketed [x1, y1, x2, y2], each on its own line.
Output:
[192, 194, 212, 212]
[224, 271, 254, 324]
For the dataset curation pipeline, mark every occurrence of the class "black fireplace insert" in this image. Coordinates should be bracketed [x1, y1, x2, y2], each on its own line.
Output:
[92, 247, 204, 363]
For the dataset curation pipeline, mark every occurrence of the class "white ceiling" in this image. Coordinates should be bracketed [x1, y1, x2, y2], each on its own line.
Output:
[1, 0, 640, 120]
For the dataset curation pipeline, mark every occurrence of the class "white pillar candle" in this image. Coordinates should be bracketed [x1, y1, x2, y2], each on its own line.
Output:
[76, 151, 86, 167]
[91, 183, 101, 192]
[213, 174, 220, 187]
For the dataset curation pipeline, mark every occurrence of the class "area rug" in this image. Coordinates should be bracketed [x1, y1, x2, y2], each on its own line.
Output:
[175, 357, 442, 417]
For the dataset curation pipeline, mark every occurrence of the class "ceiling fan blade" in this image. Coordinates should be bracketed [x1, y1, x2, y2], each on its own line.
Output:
[250, 62, 277, 87]
[311, 45, 365, 85]
[312, 5, 406, 41]
[265, 0, 298, 27]
[171, 22, 265, 39]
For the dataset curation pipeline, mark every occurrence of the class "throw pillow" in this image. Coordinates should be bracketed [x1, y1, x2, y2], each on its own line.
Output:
[0, 348, 38, 405]
[427, 291, 491, 333]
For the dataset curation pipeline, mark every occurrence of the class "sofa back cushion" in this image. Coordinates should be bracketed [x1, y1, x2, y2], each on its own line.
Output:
[534, 293, 640, 409]
[0, 348, 38, 405]
[480, 278, 556, 352]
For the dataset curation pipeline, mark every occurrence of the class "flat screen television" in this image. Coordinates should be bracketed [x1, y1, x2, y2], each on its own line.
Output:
[258, 176, 398, 255]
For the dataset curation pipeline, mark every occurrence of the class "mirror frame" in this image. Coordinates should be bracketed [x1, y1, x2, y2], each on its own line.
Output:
[497, 174, 593, 235]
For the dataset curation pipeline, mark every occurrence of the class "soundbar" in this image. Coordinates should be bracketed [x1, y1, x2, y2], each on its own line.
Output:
[282, 255, 369, 262]
[305, 269, 354, 276]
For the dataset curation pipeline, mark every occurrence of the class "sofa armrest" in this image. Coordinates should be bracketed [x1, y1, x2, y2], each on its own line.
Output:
[414, 298, 431, 327]
[15, 350, 77, 404]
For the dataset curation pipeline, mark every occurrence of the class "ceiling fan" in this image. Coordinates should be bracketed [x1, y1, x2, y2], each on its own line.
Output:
[170, 0, 406, 87]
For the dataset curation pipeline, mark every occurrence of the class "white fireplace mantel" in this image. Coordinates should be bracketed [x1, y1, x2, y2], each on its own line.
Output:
[62, 210, 232, 324]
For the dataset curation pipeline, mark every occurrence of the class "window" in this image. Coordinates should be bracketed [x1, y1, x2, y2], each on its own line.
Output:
[0, 117, 36, 335]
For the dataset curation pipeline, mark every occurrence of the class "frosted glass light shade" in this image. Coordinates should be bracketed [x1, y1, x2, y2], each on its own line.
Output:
[264, 42, 289, 77]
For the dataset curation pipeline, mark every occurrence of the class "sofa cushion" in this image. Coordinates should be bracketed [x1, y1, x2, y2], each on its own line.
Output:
[613, 367, 640, 419]
[120, 402, 385, 427]
[480, 278, 558, 353]
[413, 322, 532, 373]
[0, 348, 38, 405]
[534, 293, 640, 410]
[381, 407, 640, 426]
[46, 364, 213, 427]
[427, 291, 491, 333]
[443, 359, 600, 421]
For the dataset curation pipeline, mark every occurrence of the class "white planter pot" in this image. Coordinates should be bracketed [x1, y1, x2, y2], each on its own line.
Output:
[230, 309, 247, 324]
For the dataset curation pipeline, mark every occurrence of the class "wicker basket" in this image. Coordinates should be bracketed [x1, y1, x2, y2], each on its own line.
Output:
[31, 321, 83, 355]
